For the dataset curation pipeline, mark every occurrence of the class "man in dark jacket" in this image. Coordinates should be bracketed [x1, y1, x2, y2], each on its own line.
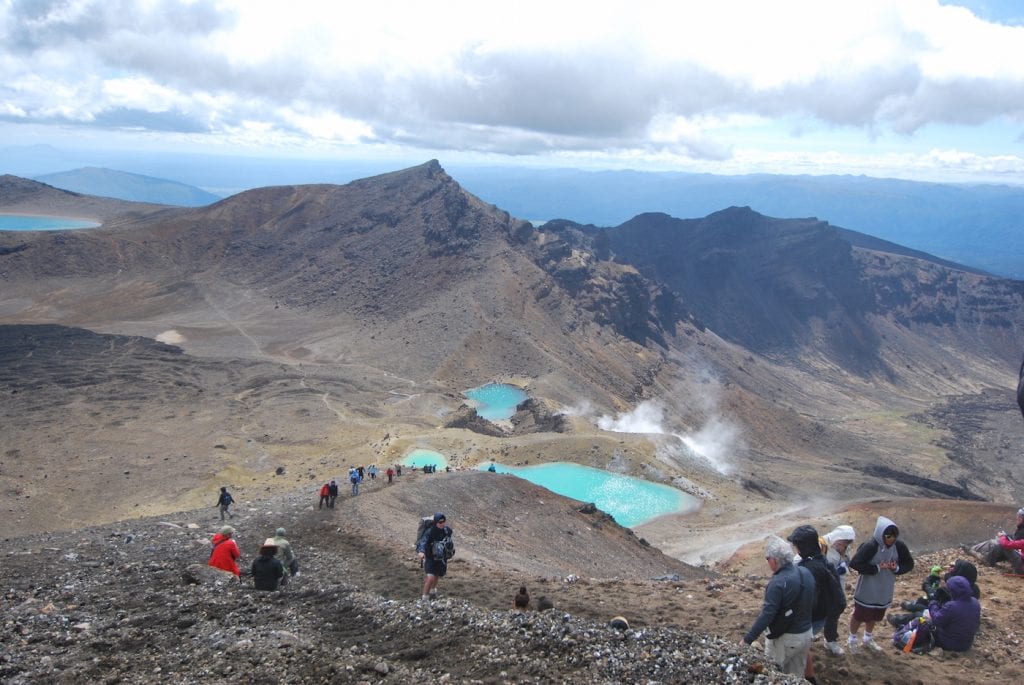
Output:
[252, 538, 285, 591]
[928, 575, 981, 651]
[216, 486, 235, 520]
[416, 512, 453, 602]
[789, 525, 846, 681]
[742, 535, 816, 677]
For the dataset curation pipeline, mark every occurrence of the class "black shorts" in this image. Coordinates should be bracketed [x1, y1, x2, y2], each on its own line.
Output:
[424, 557, 447, 577]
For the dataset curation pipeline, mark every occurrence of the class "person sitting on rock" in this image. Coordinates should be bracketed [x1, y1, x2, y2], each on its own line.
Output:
[996, 510, 1024, 576]
[251, 538, 285, 591]
[208, 525, 241, 578]
[966, 507, 1024, 572]
[890, 559, 980, 626]
[925, 575, 981, 652]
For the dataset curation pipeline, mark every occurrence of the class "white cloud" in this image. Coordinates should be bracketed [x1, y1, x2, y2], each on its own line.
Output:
[1, 0, 1023, 181]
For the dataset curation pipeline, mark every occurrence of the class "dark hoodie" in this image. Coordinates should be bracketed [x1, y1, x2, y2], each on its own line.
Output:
[928, 575, 980, 652]
[788, 525, 845, 621]
[933, 559, 981, 602]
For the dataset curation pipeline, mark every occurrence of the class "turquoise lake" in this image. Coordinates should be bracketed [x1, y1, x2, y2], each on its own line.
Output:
[477, 461, 699, 527]
[0, 215, 100, 231]
[464, 383, 529, 421]
[402, 449, 449, 469]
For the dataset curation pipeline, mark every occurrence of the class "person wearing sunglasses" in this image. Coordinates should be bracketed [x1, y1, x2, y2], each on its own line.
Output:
[848, 516, 915, 652]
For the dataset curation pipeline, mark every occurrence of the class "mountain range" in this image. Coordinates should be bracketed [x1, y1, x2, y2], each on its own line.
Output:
[1, 161, 1023, 558]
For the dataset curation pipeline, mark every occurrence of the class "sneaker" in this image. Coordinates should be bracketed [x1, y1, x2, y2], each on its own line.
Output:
[863, 637, 883, 652]
[825, 641, 844, 656]
[847, 637, 860, 653]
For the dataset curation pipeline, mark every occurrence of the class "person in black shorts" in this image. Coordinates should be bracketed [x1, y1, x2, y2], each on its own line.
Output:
[416, 512, 453, 602]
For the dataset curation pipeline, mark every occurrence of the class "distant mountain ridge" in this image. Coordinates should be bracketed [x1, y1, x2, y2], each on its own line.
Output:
[34, 167, 221, 207]
[451, 166, 1024, 279]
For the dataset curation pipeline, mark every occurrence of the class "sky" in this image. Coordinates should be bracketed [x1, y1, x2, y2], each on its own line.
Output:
[2, 0, 1024, 184]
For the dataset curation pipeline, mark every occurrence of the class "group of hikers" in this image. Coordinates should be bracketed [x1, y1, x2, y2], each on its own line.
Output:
[744, 508, 1024, 682]
[317, 464, 406, 505]
[208, 525, 300, 591]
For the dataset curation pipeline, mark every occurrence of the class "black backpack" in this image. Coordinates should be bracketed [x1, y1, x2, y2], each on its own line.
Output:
[416, 516, 455, 560]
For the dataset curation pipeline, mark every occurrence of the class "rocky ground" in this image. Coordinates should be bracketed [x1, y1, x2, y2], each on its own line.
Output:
[2, 470, 1021, 684]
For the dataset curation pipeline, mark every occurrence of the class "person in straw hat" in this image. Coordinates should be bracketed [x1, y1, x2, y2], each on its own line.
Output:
[251, 538, 285, 591]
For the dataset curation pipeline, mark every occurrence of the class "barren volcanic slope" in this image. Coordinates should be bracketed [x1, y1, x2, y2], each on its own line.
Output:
[1, 160, 1024, 559]
[2, 471, 1022, 685]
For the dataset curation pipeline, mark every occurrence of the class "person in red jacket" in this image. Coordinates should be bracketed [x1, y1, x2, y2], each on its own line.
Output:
[209, 525, 241, 577]
[318, 483, 330, 509]
[997, 515, 1024, 575]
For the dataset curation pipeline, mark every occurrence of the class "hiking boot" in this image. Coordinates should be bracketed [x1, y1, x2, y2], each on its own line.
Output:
[825, 641, 844, 656]
[900, 600, 920, 611]
[863, 637, 883, 652]
[889, 612, 913, 627]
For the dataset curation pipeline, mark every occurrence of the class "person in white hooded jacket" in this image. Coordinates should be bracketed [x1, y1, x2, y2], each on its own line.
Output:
[823, 524, 856, 580]
[848, 516, 914, 652]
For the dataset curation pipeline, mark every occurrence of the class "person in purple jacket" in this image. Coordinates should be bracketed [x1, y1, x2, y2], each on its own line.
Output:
[926, 574, 980, 652]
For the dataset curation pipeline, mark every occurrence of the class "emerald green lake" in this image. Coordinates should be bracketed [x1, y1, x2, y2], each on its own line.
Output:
[477, 461, 699, 527]
[402, 449, 448, 469]
[464, 383, 528, 421]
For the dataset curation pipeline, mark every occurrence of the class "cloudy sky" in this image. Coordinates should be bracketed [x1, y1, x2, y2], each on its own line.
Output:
[2, 0, 1024, 183]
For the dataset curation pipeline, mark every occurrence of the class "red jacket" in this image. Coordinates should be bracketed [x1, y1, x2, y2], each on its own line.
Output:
[319, 484, 329, 497]
[998, 533, 1024, 552]
[209, 533, 241, 576]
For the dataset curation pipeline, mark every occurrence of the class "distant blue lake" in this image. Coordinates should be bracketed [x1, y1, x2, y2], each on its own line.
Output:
[465, 383, 528, 421]
[402, 449, 449, 469]
[478, 461, 699, 527]
[0, 215, 100, 231]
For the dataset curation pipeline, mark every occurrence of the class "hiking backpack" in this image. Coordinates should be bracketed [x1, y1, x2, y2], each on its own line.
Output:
[416, 516, 455, 560]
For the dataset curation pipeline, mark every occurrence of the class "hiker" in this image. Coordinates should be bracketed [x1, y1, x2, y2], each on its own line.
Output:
[848, 515, 915, 652]
[251, 538, 285, 591]
[741, 535, 815, 677]
[789, 525, 847, 670]
[357, 465, 365, 480]
[386, 466, 395, 484]
[209, 525, 241, 578]
[368, 464, 378, 480]
[996, 511, 1024, 575]
[487, 463, 497, 472]
[216, 486, 235, 521]
[966, 507, 1024, 572]
[349, 468, 362, 495]
[396, 464, 402, 477]
[823, 524, 856, 581]
[417, 512, 454, 602]
[272, 527, 299, 578]
[328, 479, 339, 508]
[890, 559, 980, 625]
[318, 483, 330, 509]
[514, 586, 530, 611]
[924, 575, 981, 652]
